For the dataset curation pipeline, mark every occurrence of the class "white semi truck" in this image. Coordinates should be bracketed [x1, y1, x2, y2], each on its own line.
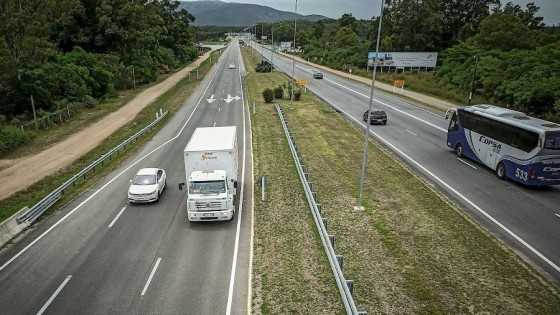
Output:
[179, 126, 238, 221]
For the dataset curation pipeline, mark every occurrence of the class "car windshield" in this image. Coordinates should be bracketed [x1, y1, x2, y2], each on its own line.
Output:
[189, 180, 226, 194]
[371, 111, 385, 116]
[133, 174, 156, 185]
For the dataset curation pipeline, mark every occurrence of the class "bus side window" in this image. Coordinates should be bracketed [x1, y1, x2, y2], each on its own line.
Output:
[448, 113, 459, 132]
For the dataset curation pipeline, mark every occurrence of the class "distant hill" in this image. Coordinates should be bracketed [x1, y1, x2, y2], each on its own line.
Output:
[178, 1, 328, 26]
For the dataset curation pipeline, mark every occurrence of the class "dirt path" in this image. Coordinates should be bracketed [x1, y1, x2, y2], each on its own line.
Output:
[0, 52, 211, 200]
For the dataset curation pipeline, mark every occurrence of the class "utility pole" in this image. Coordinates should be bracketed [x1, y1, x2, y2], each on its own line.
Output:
[271, 22, 274, 72]
[468, 50, 479, 105]
[291, 0, 297, 107]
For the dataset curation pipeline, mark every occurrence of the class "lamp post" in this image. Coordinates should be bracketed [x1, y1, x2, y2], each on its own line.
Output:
[355, 0, 385, 211]
[271, 22, 274, 72]
[291, 0, 297, 107]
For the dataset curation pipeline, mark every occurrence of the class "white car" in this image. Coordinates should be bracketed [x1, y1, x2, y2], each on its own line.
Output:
[128, 168, 167, 203]
[228, 63, 236, 69]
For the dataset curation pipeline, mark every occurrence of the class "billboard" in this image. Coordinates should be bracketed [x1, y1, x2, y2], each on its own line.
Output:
[367, 52, 438, 68]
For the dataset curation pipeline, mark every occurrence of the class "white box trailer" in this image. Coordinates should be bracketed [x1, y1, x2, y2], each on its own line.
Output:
[180, 126, 238, 221]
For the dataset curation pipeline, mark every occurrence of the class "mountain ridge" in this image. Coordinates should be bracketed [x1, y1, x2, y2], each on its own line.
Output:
[178, 1, 329, 26]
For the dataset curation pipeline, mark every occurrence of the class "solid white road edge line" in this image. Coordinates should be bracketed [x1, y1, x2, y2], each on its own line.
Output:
[0, 45, 228, 273]
[309, 87, 560, 275]
[36, 275, 72, 315]
[108, 206, 127, 228]
[226, 43, 247, 315]
[141, 257, 161, 296]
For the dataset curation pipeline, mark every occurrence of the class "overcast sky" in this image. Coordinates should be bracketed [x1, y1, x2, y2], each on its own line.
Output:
[207, 0, 559, 25]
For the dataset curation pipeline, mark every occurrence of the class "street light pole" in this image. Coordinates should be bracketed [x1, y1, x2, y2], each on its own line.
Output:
[355, 0, 385, 211]
[271, 22, 274, 72]
[291, 0, 297, 106]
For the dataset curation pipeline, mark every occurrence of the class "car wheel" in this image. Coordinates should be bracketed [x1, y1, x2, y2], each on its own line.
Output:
[155, 192, 160, 202]
[382, 121, 387, 125]
[164, 179, 167, 190]
[456, 143, 464, 158]
[496, 162, 506, 180]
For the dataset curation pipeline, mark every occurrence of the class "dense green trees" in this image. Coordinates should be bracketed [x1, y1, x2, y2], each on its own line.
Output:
[0, 0, 196, 121]
[260, 1, 558, 116]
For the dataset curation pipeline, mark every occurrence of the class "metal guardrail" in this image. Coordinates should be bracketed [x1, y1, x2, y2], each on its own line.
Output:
[16, 110, 169, 225]
[275, 104, 366, 315]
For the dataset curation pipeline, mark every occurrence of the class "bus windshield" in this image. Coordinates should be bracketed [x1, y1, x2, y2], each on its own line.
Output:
[544, 131, 560, 150]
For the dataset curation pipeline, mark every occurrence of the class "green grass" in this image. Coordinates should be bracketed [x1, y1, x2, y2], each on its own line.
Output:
[244, 47, 345, 314]
[351, 67, 487, 106]
[0, 51, 222, 224]
[247, 48, 560, 313]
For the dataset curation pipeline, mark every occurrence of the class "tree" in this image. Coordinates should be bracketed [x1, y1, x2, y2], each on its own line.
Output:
[333, 27, 358, 48]
[471, 13, 535, 51]
[440, 0, 500, 45]
[501, 2, 544, 29]
[0, 0, 79, 78]
[339, 13, 357, 31]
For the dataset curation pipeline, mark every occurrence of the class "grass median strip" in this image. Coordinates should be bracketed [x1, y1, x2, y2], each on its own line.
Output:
[244, 49, 344, 314]
[244, 48, 560, 313]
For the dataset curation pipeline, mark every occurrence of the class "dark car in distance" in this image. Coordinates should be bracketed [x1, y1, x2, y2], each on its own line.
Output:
[313, 72, 323, 79]
[363, 109, 387, 125]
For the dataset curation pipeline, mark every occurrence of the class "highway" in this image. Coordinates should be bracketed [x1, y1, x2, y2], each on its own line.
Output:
[253, 41, 560, 285]
[0, 40, 252, 314]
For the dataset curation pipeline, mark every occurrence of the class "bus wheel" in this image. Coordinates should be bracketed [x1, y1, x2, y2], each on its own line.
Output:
[496, 162, 506, 180]
[456, 143, 464, 158]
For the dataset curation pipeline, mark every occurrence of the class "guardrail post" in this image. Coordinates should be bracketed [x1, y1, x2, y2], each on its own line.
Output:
[304, 173, 309, 181]
[312, 192, 317, 201]
[328, 235, 335, 249]
[346, 280, 354, 296]
[322, 218, 327, 230]
[317, 204, 322, 214]
[336, 255, 344, 271]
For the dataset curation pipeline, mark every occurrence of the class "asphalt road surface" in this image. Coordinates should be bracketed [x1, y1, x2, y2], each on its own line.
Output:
[0, 40, 252, 315]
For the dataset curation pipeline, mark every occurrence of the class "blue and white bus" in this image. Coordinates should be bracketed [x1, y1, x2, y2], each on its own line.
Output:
[446, 104, 560, 186]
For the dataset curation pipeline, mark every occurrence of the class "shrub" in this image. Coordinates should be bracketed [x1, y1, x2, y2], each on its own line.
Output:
[262, 88, 274, 103]
[294, 89, 302, 101]
[0, 125, 35, 154]
[274, 86, 284, 99]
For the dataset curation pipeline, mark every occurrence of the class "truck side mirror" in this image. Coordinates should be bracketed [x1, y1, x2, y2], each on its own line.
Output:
[178, 182, 185, 190]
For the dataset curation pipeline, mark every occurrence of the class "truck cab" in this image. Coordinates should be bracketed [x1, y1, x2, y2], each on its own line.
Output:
[179, 126, 238, 222]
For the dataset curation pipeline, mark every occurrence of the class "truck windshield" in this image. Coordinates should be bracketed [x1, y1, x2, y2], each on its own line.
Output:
[189, 180, 226, 194]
